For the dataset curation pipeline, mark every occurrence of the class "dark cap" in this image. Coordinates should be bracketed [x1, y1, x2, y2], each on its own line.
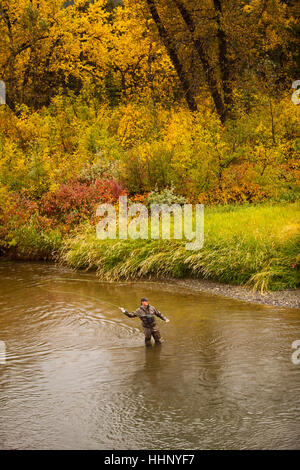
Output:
[141, 297, 149, 303]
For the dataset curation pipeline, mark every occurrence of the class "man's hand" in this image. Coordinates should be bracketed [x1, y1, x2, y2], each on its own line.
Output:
[165, 318, 170, 323]
[119, 307, 126, 313]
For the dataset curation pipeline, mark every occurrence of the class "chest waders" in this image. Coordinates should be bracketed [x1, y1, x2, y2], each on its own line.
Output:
[142, 314, 162, 346]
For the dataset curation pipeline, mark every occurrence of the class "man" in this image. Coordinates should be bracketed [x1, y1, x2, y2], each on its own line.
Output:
[119, 297, 170, 346]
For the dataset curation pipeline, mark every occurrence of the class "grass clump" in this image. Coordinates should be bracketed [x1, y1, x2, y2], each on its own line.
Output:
[60, 202, 300, 292]
[6, 225, 62, 260]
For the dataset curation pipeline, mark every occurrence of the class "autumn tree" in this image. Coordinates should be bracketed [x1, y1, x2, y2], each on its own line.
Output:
[0, 0, 112, 109]
[140, 0, 297, 122]
[0, 0, 298, 118]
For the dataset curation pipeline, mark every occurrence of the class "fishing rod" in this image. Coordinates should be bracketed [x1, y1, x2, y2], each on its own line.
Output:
[37, 284, 123, 310]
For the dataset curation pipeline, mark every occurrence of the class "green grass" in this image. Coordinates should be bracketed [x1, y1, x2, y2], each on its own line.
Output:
[59, 202, 300, 292]
[4, 225, 62, 260]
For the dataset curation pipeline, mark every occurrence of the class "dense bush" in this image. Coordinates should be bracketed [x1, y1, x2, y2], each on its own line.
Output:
[0, 94, 299, 205]
[40, 178, 126, 227]
[0, 190, 61, 258]
[147, 185, 187, 206]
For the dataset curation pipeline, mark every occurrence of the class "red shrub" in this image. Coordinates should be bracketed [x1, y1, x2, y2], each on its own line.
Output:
[40, 178, 126, 226]
[0, 192, 55, 249]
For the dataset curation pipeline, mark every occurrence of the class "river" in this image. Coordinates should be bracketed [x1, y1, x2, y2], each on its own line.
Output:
[0, 261, 299, 449]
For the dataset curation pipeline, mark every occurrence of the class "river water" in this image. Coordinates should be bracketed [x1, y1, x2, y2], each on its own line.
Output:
[0, 261, 299, 449]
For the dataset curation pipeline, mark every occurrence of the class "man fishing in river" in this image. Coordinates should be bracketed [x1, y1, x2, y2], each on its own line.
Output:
[119, 297, 170, 346]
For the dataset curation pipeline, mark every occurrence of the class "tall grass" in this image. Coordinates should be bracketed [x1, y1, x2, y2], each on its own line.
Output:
[4, 225, 62, 260]
[60, 202, 300, 292]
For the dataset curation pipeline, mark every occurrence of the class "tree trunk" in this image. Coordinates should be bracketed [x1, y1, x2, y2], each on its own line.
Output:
[213, 0, 233, 116]
[172, 0, 226, 123]
[145, 0, 198, 112]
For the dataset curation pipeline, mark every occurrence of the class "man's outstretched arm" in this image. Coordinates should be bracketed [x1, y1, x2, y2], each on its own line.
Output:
[119, 307, 138, 318]
[153, 308, 170, 322]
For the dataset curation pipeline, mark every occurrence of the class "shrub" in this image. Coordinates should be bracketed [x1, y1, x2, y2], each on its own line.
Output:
[0, 190, 61, 259]
[78, 156, 122, 183]
[40, 178, 126, 226]
[147, 185, 187, 206]
[7, 224, 62, 260]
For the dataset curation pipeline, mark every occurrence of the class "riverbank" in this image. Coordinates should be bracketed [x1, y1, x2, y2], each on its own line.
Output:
[61, 202, 299, 293]
[160, 277, 300, 309]
[1, 201, 299, 297]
